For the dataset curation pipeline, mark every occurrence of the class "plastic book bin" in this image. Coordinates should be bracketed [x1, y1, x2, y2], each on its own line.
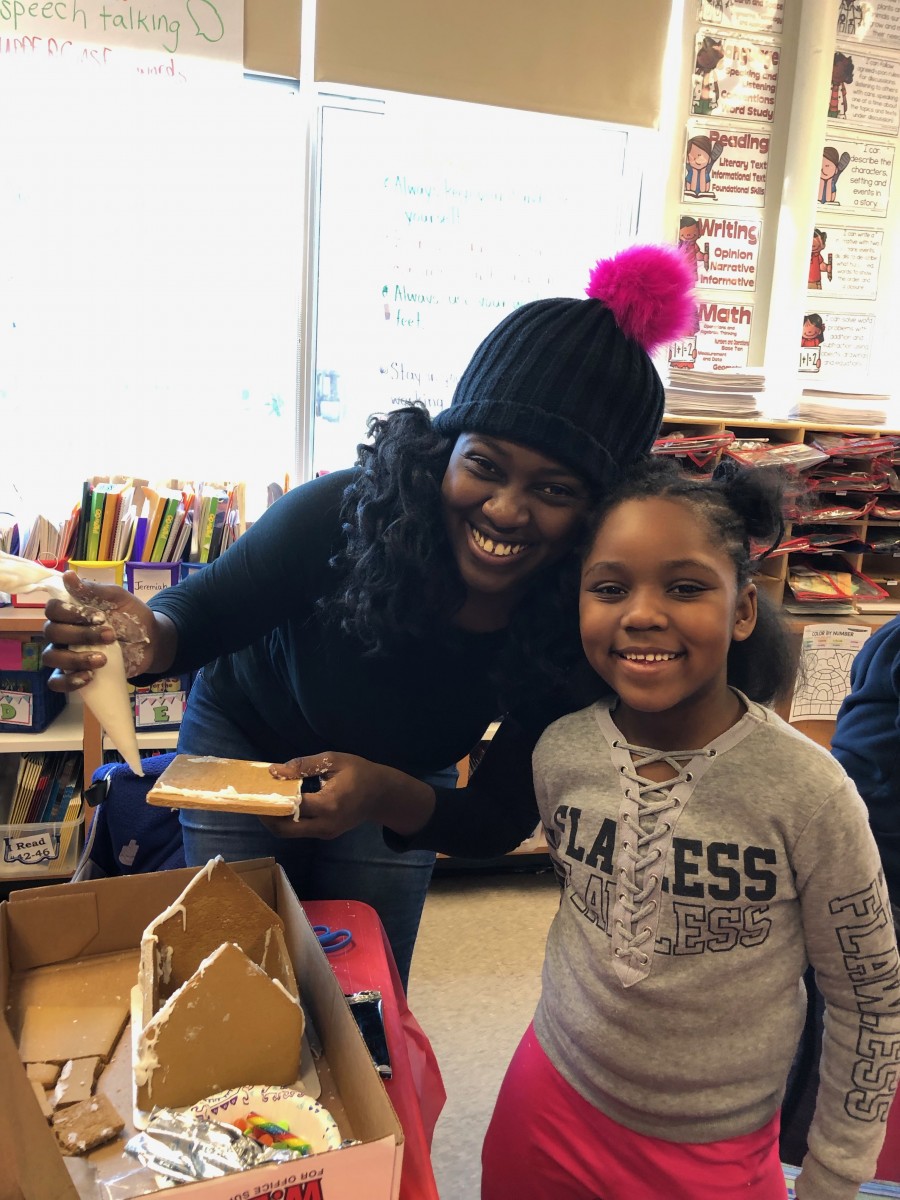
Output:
[11, 557, 68, 608]
[0, 641, 65, 734]
[125, 561, 181, 604]
[68, 559, 126, 586]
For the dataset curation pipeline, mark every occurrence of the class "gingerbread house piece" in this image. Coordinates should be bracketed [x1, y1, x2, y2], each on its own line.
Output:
[139, 857, 296, 1021]
[135, 941, 304, 1111]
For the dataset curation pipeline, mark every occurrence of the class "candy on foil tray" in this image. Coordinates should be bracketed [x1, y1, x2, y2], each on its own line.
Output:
[125, 1108, 301, 1184]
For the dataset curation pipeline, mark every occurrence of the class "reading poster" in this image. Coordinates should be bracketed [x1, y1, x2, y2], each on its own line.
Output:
[684, 123, 771, 207]
[816, 138, 894, 215]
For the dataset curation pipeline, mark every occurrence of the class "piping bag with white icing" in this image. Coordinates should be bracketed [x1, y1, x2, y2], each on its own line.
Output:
[0, 551, 144, 775]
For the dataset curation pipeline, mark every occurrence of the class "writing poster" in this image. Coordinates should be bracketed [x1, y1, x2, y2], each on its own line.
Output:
[668, 300, 753, 371]
[699, 0, 783, 36]
[683, 123, 770, 206]
[798, 309, 875, 376]
[826, 50, 900, 135]
[837, 0, 900, 48]
[677, 213, 761, 291]
[816, 139, 894, 215]
[807, 224, 883, 299]
[0, 0, 242, 81]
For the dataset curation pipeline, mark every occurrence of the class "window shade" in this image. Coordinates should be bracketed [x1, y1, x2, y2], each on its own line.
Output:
[314, 0, 674, 127]
[245, 0, 301, 78]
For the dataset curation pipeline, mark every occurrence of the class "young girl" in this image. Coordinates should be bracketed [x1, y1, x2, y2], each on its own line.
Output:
[475, 458, 900, 1200]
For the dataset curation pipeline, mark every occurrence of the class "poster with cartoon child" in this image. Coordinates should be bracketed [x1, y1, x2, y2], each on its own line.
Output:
[700, 0, 783, 36]
[684, 134, 724, 198]
[799, 310, 875, 375]
[817, 140, 894, 215]
[808, 225, 883, 299]
[679, 213, 761, 291]
[694, 32, 780, 123]
[828, 51, 900, 136]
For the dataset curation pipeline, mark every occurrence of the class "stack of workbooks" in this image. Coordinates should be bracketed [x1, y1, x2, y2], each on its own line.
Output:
[788, 388, 891, 426]
[665, 366, 766, 419]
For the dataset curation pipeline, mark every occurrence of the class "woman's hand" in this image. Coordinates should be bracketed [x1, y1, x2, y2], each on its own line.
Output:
[42, 571, 163, 692]
[258, 752, 437, 840]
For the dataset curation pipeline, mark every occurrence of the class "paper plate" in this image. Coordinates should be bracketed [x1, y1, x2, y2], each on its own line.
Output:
[189, 1085, 342, 1152]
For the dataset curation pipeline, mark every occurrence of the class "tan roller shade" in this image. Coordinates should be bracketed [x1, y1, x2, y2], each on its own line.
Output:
[314, 0, 673, 127]
[245, 0, 301, 78]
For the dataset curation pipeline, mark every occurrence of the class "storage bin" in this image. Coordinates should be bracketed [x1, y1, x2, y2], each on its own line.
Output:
[11, 556, 68, 608]
[125, 560, 181, 603]
[0, 664, 66, 734]
[0, 811, 84, 879]
[128, 674, 192, 733]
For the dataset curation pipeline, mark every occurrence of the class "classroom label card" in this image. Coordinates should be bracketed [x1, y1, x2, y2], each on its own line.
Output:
[684, 124, 770, 206]
[692, 32, 780, 122]
[699, 0, 784, 35]
[798, 310, 875, 376]
[837, 0, 900, 48]
[827, 50, 900, 135]
[807, 224, 883, 300]
[678, 214, 761, 291]
[668, 301, 753, 371]
[816, 139, 894, 215]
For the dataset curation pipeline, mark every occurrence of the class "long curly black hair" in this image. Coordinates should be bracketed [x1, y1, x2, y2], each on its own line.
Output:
[324, 404, 588, 706]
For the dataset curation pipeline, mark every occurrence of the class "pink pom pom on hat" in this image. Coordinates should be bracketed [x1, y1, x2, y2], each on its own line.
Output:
[586, 242, 698, 353]
[433, 242, 697, 487]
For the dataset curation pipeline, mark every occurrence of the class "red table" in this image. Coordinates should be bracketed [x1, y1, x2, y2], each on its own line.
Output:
[303, 900, 445, 1200]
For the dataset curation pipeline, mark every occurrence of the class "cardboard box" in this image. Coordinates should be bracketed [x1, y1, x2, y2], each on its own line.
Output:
[0, 860, 404, 1200]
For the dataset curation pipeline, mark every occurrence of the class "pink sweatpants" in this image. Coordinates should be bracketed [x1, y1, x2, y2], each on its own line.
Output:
[481, 1023, 788, 1200]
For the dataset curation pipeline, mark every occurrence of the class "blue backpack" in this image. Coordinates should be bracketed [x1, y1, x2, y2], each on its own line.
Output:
[73, 753, 186, 880]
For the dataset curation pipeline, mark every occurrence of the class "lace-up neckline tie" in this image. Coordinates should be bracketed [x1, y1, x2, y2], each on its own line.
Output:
[609, 738, 714, 987]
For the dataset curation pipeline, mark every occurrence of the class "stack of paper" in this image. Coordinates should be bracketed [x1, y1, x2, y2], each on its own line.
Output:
[665, 366, 765, 419]
[788, 388, 890, 426]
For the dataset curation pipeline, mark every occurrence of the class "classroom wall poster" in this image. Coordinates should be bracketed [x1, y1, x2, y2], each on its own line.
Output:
[0, 0, 243, 81]
[826, 49, 900, 135]
[699, 0, 783, 36]
[798, 309, 875, 375]
[691, 30, 780, 122]
[668, 300, 753, 371]
[807, 224, 883, 300]
[817, 138, 894, 215]
[677, 213, 761, 290]
[837, 0, 900, 49]
[684, 123, 770, 206]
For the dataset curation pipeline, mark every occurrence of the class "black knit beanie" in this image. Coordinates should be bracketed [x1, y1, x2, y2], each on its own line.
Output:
[433, 244, 696, 488]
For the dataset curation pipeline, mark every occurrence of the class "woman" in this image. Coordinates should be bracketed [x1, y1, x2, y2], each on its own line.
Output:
[43, 244, 695, 989]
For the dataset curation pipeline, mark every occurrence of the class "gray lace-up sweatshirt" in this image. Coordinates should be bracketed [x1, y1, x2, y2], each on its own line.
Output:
[531, 696, 900, 1200]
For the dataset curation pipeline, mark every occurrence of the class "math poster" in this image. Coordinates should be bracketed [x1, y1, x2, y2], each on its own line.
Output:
[677, 213, 761, 291]
[691, 31, 780, 122]
[826, 50, 900, 136]
[668, 300, 753, 372]
[816, 139, 894, 215]
[699, 0, 783, 36]
[0, 0, 243, 81]
[683, 123, 770, 206]
[798, 310, 875, 376]
[807, 224, 883, 300]
[837, 0, 900, 48]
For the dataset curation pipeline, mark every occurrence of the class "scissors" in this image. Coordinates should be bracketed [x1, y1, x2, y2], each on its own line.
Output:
[314, 924, 352, 954]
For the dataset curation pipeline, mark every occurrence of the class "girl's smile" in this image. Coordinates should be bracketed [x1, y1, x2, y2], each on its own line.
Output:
[580, 495, 757, 747]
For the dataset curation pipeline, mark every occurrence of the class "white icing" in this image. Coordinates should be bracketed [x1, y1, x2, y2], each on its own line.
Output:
[160, 784, 301, 802]
[271, 977, 302, 1008]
